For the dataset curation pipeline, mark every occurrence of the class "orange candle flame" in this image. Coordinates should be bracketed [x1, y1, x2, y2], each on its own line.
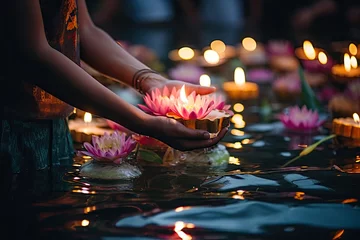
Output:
[318, 52, 327, 65]
[84, 112, 92, 123]
[234, 67, 245, 85]
[353, 113, 359, 123]
[180, 85, 188, 104]
[303, 40, 316, 60]
[344, 53, 351, 72]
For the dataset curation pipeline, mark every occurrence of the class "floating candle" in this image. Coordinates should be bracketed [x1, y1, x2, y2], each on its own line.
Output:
[210, 40, 237, 59]
[238, 37, 268, 66]
[295, 40, 323, 60]
[199, 74, 211, 87]
[168, 46, 199, 62]
[68, 112, 112, 142]
[331, 53, 360, 81]
[222, 67, 259, 100]
[197, 49, 226, 67]
[332, 113, 360, 147]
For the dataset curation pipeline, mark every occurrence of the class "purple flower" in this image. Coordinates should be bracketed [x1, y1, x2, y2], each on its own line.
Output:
[279, 105, 325, 132]
[78, 131, 137, 164]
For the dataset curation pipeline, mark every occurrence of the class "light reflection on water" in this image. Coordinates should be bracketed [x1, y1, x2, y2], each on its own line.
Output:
[11, 106, 360, 240]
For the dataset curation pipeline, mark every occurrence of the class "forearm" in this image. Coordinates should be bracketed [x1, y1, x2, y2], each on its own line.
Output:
[80, 25, 152, 87]
[24, 45, 149, 134]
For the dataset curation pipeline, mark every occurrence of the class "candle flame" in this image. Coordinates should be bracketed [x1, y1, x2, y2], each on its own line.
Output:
[199, 74, 211, 87]
[203, 49, 220, 64]
[84, 112, 92, 123]
[174, 221, 193, 240]
[180, 85, 188, 104]
[344, 53, 351, 72]
[210, 40, 226, 53]
[318, 51, 328, 65]
[178, 47, 194, 60]
[242, 37, 257, 51]
[350, 56, 358, 68]
[353, 113, 359, 123]
[81, 219, 90, 227]
[349, 43, 358, 56]
[234, 67, 245, 85]
[303, 40, 316, 60]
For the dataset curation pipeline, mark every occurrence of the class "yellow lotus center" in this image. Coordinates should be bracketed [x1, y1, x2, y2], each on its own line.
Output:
[99, 138, 121, 151]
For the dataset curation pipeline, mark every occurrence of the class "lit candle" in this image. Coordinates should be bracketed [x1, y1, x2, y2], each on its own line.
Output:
[168, 46, 199, 62]
[174, 85, 231, 138]
[198, 49, 226, 67]
[210, 39, 236, 59]
[295, 40, 322, 60]
[199, 74, 211, 87]
[318, 52, 327, 65]
[68, 112, 112, 142]
[332, 113, 360, 147]
[349, 43, 358, 56]
[331, 53, 360, 80]
[238, 37, 267, 66]
[222, 67, 259, 100]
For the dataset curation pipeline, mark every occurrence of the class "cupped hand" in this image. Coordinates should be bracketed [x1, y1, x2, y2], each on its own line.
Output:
[144, 116, 228, 151]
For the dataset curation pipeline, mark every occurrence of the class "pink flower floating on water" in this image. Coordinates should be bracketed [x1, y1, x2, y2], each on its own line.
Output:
[79, 131, 137, 164]
[278, 105, 325, 133]
[138, 86, 231, 120]
[168, 63, 205, 84]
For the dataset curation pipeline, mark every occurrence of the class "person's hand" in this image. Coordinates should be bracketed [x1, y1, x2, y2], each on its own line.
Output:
[143, 115, 229, 151]
[141, 73, 216, 96]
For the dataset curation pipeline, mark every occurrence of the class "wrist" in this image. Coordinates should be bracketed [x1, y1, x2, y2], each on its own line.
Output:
[132, 69, 167, 95]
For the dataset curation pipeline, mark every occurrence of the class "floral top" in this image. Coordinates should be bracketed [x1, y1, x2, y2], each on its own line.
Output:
[2, 0, 79, 119]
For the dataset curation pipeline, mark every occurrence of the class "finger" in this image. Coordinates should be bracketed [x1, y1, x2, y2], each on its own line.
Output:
[173, 122, 211, 140]
[186, 84, 216, 95]
[178, 127, 229, 151]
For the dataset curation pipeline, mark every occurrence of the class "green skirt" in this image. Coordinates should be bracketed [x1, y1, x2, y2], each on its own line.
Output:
[1, 119, 74, 173]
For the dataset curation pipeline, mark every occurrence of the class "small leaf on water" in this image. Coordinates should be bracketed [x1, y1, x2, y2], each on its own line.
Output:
[138, 149, 163, 164]
[281, 134, 336, 167]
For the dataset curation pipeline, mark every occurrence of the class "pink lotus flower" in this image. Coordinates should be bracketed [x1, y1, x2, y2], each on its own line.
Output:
[78, 131, 137, 164]
[272, 73, 301, 94]
[138, 87, 178, 116]
[278, 105, 325, 132]
[168, 64, 205, 84]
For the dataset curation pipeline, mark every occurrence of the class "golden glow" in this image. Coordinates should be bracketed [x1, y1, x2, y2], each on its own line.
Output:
[344, 53, 351, 72]
[333, 230, 345, 240]
[318, 52, 327, 65]
[73, 108, 77, 114]
[84, 206, 97, 214]
[230, 129, 244, 136]
[294, 192, 305, 200]
[233, 142, 242, 149]
[203, 49, 220, 64]
[349, 43, 358, 55]
[342, 198, 358, 204]
[234, 67, 245, 85]
[350, 56, 358, 68]
[233, 103, 244, 112]
[180, 85, 188, 104]
[178, 47, 195, 60]
[242, 37, 257, 51]
[210, 40, 226, 53]
[353, 113, 359, 123]
[84, 112, 92, 123]
[241, 139, 251, 144]
[231, 114, 243, 123]
[175, 206, 191, 212]
[199, 74, 211, 87]
[303, 40, 316, 60]
[174, 221, 193, 240]
[228, 156, 241, 165]
[232, 190, 245, 200]
[81, 219, 90, 227]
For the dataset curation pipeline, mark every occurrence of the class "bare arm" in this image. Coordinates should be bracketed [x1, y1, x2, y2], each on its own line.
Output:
[78, 0, 165, 92]
[13, 0, 148, 134]
[11, 0, 226, 151]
